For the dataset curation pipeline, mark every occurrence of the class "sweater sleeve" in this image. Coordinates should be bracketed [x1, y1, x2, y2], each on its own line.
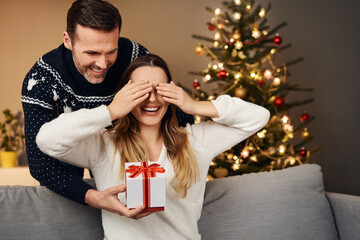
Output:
[22, 60, 93, 205]
[187, 95, 270, 159]
[36, 105, 112, 169]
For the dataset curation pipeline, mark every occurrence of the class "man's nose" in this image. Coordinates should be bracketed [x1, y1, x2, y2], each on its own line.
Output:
[96, 55, 107, 69]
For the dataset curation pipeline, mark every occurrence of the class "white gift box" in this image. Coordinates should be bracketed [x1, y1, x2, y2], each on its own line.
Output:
[125, 162, 166, 212]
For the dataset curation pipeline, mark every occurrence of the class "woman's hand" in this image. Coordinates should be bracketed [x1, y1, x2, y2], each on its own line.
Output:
[107, 80, 153, 121]
[156, 81, 197, 115]
[156, 81, 219, 118]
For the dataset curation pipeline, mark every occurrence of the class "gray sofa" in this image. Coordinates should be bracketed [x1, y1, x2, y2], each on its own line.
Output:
[1, 164, 359, 240]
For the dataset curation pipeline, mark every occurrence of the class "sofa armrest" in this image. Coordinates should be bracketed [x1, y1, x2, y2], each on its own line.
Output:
[326, 192, 360, 240]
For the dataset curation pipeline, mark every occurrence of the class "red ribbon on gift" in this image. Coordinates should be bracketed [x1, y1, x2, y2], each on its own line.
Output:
[125, 162, 165, 209]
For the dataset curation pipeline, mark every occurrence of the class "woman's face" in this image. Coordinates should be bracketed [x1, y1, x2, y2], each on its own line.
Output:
[130, 66, 169, 129]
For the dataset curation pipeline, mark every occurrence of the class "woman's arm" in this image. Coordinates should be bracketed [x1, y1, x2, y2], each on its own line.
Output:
[36, 105, 112, 168]
[156, 82, 270, 158]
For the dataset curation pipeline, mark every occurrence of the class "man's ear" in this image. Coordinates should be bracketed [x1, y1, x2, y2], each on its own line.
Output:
[63, 31, 72, 50]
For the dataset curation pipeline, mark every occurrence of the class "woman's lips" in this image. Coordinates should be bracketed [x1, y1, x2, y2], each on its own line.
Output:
[141, 107, 160, 116]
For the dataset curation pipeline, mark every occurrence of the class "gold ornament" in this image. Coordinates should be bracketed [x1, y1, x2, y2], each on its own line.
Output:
[195, 44, 205, 56]
[301, 128, 311, 140]
[235, 86, 247, 98]
[232, 31, 241, 41]
[213, 167, 228, 178]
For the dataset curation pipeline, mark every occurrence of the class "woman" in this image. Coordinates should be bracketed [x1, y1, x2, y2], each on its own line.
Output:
[37, 54, 270, 240]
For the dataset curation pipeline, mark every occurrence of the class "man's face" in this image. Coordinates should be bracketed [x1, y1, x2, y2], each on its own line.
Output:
[63, 24, 119, 84]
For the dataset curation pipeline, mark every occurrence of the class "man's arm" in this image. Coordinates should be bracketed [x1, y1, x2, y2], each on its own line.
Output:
[22, 62, 93, 205]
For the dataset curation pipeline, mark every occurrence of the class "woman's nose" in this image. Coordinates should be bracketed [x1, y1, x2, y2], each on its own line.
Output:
[148, 89, 156, 102]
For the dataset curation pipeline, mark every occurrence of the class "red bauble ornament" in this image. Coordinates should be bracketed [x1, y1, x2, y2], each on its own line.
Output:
[193, 79, 200, 90]
[299, 148, 307, 157]
[274, 96, 284, 108]
[300, 113, 310, 122]
[273, 34, 282, 46]
[258, 80, 265, 86]
[217, 69, 227, 79]
[208, 24, 216, 31]
[226, 41, 232, 47]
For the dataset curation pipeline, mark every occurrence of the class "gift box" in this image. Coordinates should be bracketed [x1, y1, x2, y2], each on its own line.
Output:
[125, 162, 166, 212]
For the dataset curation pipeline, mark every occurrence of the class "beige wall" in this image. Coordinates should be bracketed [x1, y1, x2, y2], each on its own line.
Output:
[1, 0, 360, 195]
[0, 0, 211, 113]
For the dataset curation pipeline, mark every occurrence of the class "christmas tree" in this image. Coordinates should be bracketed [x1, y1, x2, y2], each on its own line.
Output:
[187, 0, 320, 179]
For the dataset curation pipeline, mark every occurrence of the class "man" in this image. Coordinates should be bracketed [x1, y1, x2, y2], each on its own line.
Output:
[22, 0, 192, 217]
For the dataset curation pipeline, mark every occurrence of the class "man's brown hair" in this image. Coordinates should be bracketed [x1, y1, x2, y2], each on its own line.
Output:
[66, 0, 122, 40]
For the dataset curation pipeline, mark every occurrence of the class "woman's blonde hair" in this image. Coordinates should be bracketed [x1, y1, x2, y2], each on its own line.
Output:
[110, 54, 199, 198]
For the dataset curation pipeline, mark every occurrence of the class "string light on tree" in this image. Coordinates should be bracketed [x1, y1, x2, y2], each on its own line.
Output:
[264, 69, 272, 80]
[259, 8, 266, 18]
[273, 77, 281, 86]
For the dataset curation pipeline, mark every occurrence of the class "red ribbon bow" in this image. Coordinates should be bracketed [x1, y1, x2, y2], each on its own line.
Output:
[126, 162, 165, 179]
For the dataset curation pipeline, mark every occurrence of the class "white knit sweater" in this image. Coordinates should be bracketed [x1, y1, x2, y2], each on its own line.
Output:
[37, 95, 270, 240]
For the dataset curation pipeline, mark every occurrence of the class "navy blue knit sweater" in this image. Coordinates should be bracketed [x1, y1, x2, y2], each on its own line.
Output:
[21, 37, 193, 205]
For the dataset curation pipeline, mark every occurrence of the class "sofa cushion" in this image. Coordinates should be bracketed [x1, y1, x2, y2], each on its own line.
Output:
[198, 164, 339, 240]
[0, 183, 103, 240]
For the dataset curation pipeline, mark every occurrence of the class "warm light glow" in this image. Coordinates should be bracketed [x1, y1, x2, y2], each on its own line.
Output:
[215, 8, 221, 15]
[230, 38, 234, 43]
[250, 72, 256, 78]
[249, 156, 258, 162]
[238, 51, 246, 59]
[287, 156, 296, 165]
[281, 115, 290, 124]
[212, 64, 218, 70]
[270, 48, 276, 54]
[278, 144, 286, 155]
[252, 29, 261, 39]
[234, 0, 241, 5]
[259, 8, 266, 18]
[207, 95, 215, 100]
[241, 148, 250, 158]
[235, 41, 243, 50]
[213, 41, 219, 47]
[194, 115, 202, 124]
[273, 77, 281, 86]
[283, 123, 293, 133]
[264, 69, 272, 80]
[232, 163, 240, 171]
[218, 23, 224, 29]
[235, 72, 242, 79]
[214, 31, 221, 40]
[257, 129, 267, 138]
[218, 63, 224, 68]
[246, 4, 252, 10]
[233, 12, 241, 20]
[205, 74, 211, 81]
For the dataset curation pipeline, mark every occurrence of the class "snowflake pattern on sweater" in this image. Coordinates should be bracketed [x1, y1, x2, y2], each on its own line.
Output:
[21, 38, 150, 204]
